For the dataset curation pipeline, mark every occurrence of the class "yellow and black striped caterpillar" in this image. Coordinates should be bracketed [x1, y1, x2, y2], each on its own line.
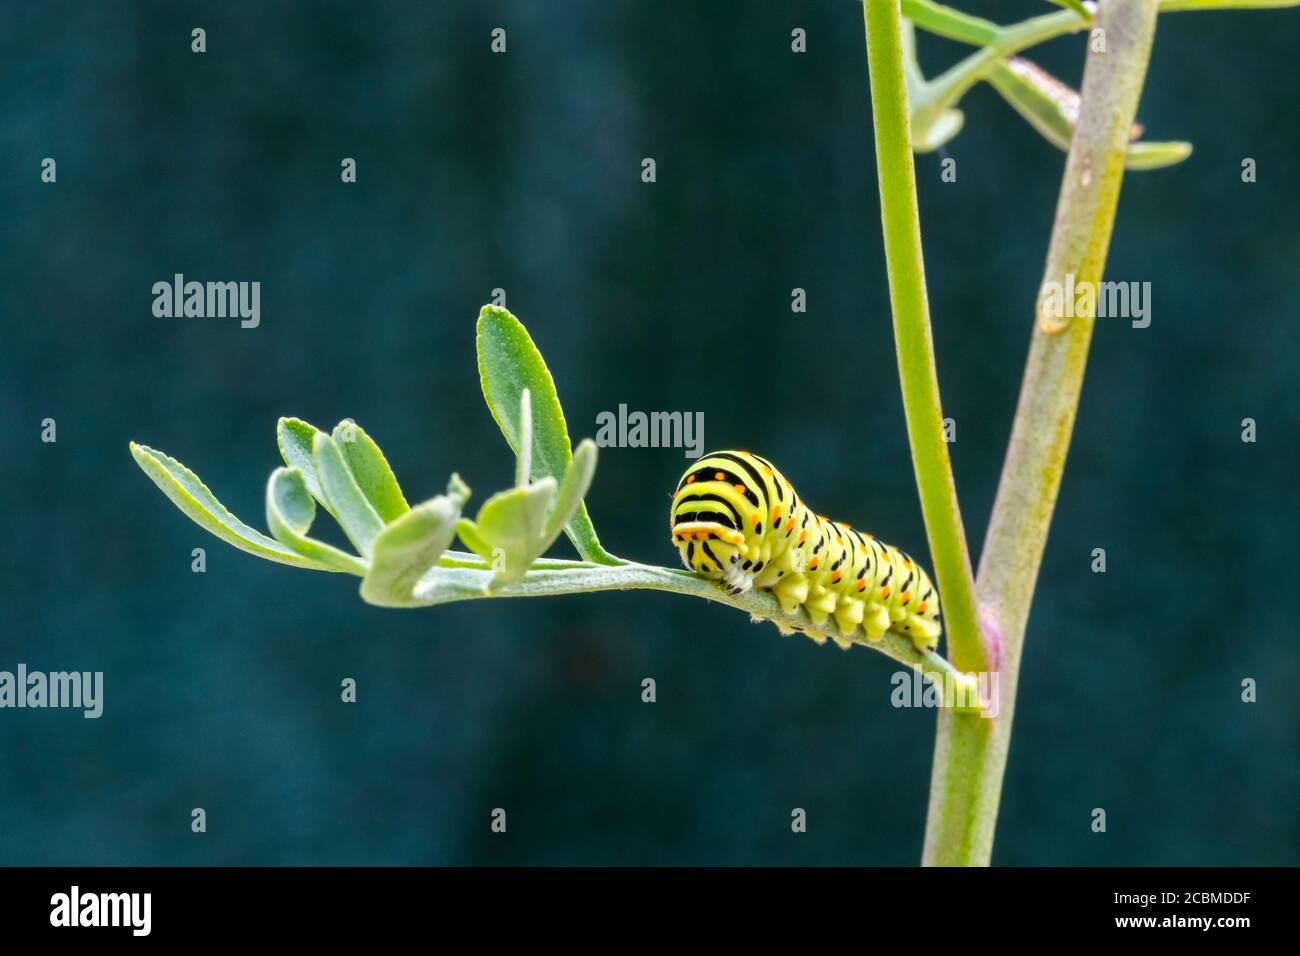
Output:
[671, 451, 942, 652]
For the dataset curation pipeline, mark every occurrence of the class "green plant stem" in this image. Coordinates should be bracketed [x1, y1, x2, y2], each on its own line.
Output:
[922, 0, 1162, 866]
[864, 0, 986, 676]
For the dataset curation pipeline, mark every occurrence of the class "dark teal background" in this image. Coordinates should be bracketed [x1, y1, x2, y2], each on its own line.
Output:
[1, 1, 1296, 865]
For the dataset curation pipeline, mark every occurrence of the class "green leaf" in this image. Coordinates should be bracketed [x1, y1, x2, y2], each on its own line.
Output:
[901, 0, 1000, 46]
[514, 389, 533, 490]
[475, 305, 616, 563]
[360, 477, 469, 607]
[266, 467, 368, 575]
[454, 518, 493, 562]
[544, 439, 597, 543]
[452, 436, 594, 588]
[476, 306, 572, 485]
[456, 477, 557, 585]
[1124, 140, 1194, 171]
[1044, 0, 1090, 19]
[331, 420, 410, 522]
[269, 467, 315, 534]
[913, 108, 965, 152]
[312, 433, 385, 558]
[277, 418, 329, 509]
[130, 442, 339, 572]
[987, 58, 1191, 172]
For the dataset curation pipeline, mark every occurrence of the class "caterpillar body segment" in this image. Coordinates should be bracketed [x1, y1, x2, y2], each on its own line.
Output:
[670, 451, 942, 652]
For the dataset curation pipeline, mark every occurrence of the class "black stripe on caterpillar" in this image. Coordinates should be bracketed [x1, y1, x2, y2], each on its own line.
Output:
[670, 451, 941, 652]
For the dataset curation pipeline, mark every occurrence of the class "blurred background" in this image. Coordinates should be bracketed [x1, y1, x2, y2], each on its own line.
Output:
[1, 0, 1295, 865]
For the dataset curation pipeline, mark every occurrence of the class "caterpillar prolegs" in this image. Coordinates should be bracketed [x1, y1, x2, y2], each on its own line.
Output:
[670, 451, 942, 652]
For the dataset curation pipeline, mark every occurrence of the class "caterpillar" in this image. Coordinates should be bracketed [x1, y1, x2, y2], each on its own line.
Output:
[670, 451, 942, 653]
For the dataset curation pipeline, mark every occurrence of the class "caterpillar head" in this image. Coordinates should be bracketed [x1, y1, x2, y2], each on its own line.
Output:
[672, 521, 744, 570]
[670, 459, 752, 594]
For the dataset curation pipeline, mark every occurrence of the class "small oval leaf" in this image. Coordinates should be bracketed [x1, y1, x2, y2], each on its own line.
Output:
[900, 0, 1000, 46]
[1124, 140, 1194, 171]
[277, 417, 331, 510]
[313, 433, 385, 558]
[453, 519, 493, 564]
[361, 493, 465, 607]
[457, 477, 557, 585]
[331, 420, 410, 522]
[266, 467, 368, 575]
[476, 305, 615, 563]
[130, 442, 338, 572]
[913, 108, 964, 152]
[477, 307, 573, 483]
[1044, 0, 1090, 19]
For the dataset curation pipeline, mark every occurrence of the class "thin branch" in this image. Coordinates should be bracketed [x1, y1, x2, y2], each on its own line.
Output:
[905, 0, 1300, 127]
[412, 557, 980, 702]
[922, 0, 1163, 866]
[863, 0, 987, 674]
[913, 7, 1091, 124]
[902, 0, 1001, 45]
[981, 0, 1160, 663]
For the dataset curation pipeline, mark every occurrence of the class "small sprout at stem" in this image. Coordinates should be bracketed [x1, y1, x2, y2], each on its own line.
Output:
[447, 473, 471, 508]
